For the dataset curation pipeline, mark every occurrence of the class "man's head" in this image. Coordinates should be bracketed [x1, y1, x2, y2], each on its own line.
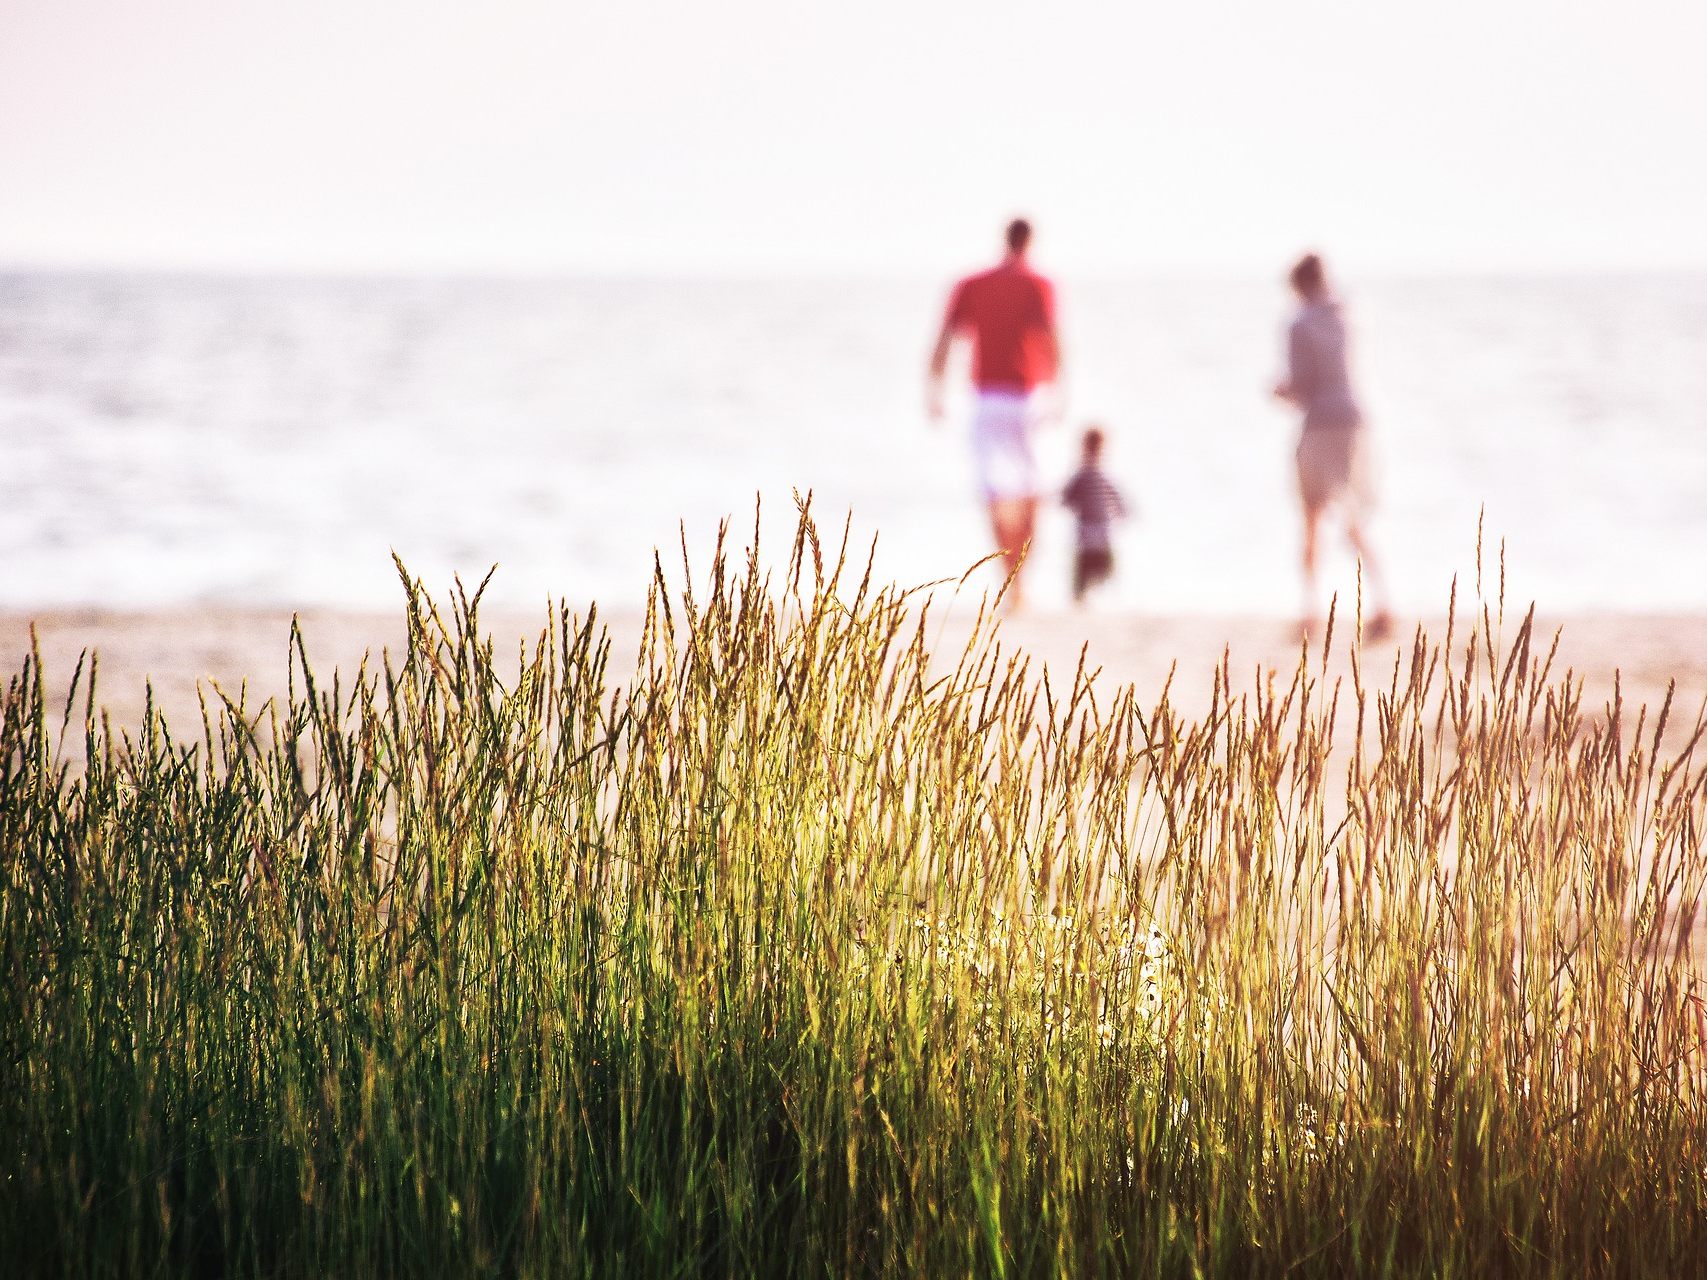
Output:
[1081, 425, 1105, 460]
[1006, 218, 1033, 256]
[1290, 253, 1327, 300]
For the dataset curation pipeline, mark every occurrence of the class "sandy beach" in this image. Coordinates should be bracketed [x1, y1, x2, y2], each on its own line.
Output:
[6, 606, 1705, 747]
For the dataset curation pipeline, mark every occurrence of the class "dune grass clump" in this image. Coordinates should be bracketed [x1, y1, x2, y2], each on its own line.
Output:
[2, 509, 1705, 1277]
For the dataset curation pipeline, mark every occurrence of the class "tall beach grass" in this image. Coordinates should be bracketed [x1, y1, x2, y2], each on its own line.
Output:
[3, 508, 1704, 1276]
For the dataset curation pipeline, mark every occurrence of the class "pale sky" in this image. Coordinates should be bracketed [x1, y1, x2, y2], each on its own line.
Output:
[2, 0, 1704, 275]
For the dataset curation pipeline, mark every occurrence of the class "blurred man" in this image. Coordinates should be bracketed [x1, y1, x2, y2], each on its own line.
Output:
[1273, 252, 1392, 639]
[928, 218, 1061, 610]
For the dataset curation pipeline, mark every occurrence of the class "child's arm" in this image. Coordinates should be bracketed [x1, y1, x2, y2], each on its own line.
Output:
[1100, 476, 1130, 521]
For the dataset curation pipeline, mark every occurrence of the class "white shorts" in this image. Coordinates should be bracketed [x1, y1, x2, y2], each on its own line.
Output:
[1295, 427, 1375, 516]
[970, 391, 1039, 500]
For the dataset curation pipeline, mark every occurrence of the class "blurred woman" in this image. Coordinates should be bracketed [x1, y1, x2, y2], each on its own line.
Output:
[1273, 253, 1392, 639]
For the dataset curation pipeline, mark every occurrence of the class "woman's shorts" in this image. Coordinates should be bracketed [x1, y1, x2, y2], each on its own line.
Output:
[1296, 427, 1374, 515]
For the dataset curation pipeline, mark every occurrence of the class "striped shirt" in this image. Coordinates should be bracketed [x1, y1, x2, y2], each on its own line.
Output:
[1061, 464, 1128, 551]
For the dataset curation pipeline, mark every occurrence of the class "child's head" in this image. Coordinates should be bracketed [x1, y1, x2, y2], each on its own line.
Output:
[1081, 425, 1105, 461]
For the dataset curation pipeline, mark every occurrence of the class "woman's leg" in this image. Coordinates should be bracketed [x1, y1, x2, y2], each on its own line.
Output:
[1346, 518, 1393, 638]
[1300, 499, 1324, 634]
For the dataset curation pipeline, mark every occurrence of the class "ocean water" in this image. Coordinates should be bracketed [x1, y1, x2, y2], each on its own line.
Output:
[2, 270, 1704, 616]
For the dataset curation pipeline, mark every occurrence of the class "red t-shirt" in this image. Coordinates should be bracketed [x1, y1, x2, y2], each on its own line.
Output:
[944, 258, 1057, 393]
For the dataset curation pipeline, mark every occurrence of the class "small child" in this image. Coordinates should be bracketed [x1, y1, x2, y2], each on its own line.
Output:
[1060, 426, 1130, 603]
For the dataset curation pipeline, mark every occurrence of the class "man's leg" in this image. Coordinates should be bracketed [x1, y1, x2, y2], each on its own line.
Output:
[1015, 496, 1037, 571]
[989, 497, 1034, 608]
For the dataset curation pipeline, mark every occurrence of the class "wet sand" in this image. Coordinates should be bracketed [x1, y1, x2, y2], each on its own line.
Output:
[5, 607, 1705, 744]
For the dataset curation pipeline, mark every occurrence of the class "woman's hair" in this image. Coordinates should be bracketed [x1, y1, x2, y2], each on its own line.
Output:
[1290, 253, 1326, 296]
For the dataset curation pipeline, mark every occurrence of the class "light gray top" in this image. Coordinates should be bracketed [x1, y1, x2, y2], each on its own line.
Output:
[1288, 299, 1362, 432]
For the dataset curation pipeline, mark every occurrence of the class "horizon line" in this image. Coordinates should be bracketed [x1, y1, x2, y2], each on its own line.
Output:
[7, 257, 1707, 284]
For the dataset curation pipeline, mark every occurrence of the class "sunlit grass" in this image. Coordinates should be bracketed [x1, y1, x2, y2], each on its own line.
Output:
[3, 506, 1704, 1277]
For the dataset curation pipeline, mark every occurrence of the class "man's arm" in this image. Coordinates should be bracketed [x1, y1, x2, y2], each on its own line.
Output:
[1039, 322, 1061, 386]
[1032, 280, 1065, 423]
[1037, 278, 1062, 385]
[927, 319, 956, 421]
[927, 285, 966, 421]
